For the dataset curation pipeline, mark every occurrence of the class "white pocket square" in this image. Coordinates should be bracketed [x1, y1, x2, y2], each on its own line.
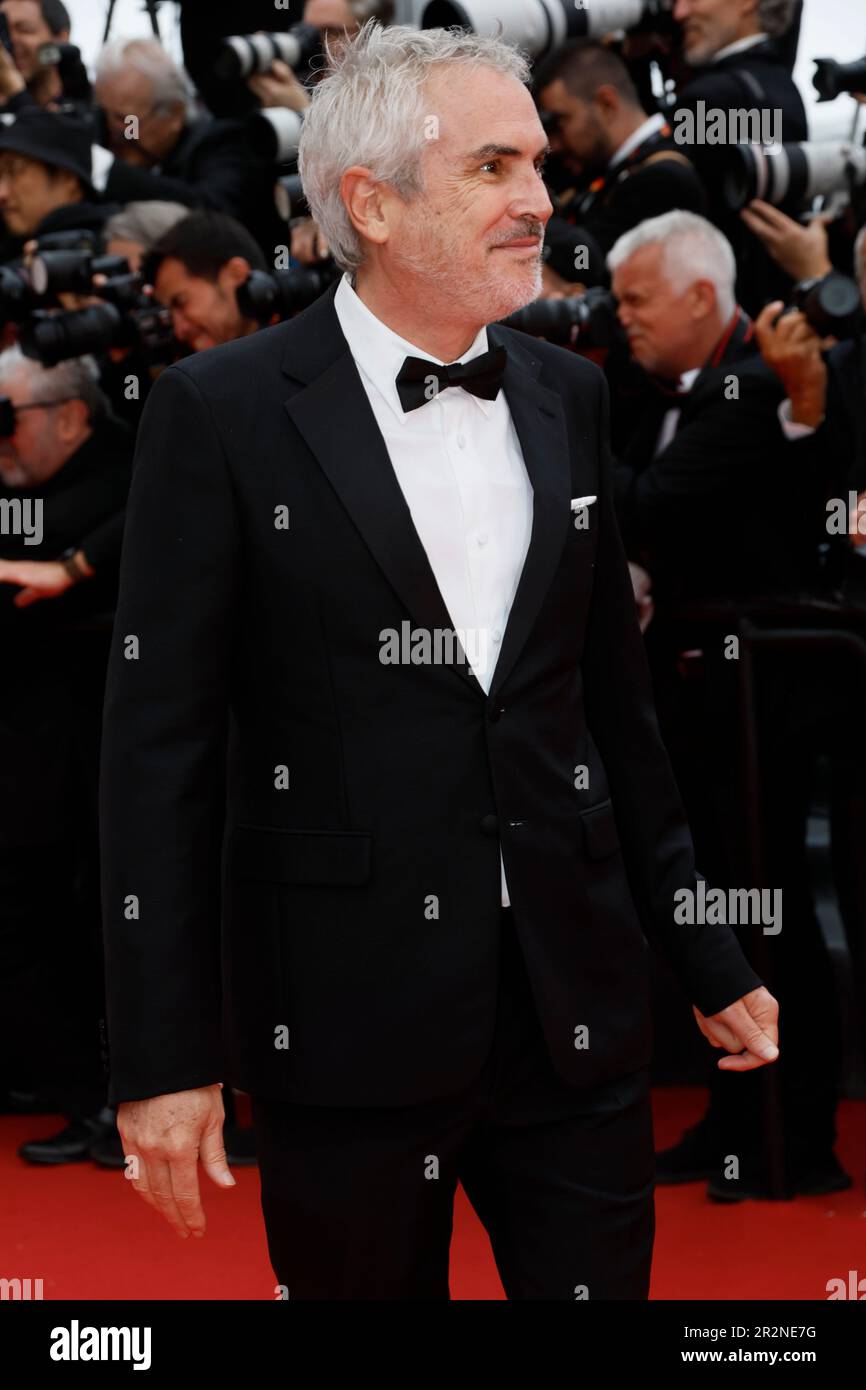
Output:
[570, 496, 597, 511]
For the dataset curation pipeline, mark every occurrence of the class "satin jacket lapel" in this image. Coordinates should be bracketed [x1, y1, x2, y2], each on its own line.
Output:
[281, 286, 573, 704]
[485, 322, 573, 704]
[281, 288, 483, 698]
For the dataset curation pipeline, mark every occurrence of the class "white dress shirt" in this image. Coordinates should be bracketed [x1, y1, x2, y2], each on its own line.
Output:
[654, 367, 701, 456]
[333, 272, 533, 907]
[712, 33, 769, 63]
[608, 112, 668, 170]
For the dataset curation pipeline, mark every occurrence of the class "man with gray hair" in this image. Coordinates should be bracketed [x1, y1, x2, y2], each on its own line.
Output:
[93, 38, 279, 254]
[669, 0, 807, 313]
[609, 208, 829, 600]
[100, 22, 775, 1300]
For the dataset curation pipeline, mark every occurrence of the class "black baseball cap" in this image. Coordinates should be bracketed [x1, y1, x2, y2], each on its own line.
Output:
[0, 108, 96, 197]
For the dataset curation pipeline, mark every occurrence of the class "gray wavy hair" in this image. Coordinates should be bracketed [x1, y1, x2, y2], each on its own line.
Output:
[297, 20, 531, 276]
[757, 0, 799, 38]
[608, 211, 737, 322]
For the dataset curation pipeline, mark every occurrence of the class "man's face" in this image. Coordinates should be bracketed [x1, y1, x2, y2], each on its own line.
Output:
[0, 151, 77, 235]
[612, 243, 706, 376]
[538, 80, 609, 174]
[95, 68, 182, 163]
[153, 257, 251, 353]
[369, 67, 552, 326]
[0, 0, 64, 82]
[673, 0, 759, 66]
[0, 365, 74, 487]
[304, 0, 359, 50]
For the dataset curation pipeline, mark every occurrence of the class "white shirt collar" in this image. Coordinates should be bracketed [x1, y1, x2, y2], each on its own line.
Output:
[712, 32, 768, 63]
[608, 112, 667, 170]
[679, 367, 701, 393]
[333, 272, 495, 422]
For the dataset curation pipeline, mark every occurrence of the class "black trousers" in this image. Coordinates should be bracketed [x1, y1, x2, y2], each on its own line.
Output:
[251, 906, 655, 1300]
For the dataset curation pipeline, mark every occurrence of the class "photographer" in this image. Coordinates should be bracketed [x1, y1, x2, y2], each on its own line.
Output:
[534, 40, 706, 291]
[0, 346, 132, 1166]
[0, 0, 74, 113]
[755, 223, 866, 519]
[0, 107, 114, 257]
[93, 39, 281, 257]
[667, 0, 808, 312]
[610, 209, 828, 603]
[145, 209, 270, 355]
[609, 209, 852, 1201]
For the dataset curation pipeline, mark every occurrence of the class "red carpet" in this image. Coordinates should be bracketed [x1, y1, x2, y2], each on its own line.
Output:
[2, 1088, 864, 1300]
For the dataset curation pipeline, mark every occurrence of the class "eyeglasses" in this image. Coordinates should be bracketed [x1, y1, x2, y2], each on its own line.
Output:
[0, 395, 74, 436]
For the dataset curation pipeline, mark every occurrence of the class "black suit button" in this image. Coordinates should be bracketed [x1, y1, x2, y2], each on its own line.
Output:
[487, 705, 505, 723]
[479, 814, 499, 835]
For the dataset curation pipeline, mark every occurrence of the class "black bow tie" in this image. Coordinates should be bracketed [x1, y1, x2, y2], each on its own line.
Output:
[395, 344, 508, 413]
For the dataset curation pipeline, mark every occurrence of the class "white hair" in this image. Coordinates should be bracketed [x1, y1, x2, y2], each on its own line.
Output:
[96, 38, 196, 120]
[854, 224, 866, 290]
[607, 211, 737, 321]
[297, 19, 531, 276]
[757, 0, 799, 38]
[0, 345, 108, 421]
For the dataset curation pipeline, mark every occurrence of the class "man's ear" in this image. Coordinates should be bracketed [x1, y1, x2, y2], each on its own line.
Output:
[220, 256, 253, 292]
[594, 84, 620, 120]
[57, 397, 90, 441]
[692, 278, 720, 321]
[340, 165, 390, 249]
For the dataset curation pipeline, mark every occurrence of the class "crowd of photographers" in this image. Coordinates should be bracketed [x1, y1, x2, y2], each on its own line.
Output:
[1, 0, 865, 1199]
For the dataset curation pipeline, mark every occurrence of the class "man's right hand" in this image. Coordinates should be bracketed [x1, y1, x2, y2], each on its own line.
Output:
[117, 1083, 236, 1239]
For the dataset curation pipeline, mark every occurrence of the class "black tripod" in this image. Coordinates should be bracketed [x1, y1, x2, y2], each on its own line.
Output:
[102, 0, 166, 45]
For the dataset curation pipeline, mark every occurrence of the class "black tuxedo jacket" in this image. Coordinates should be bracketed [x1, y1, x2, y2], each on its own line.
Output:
[99, 278, 762, 1107]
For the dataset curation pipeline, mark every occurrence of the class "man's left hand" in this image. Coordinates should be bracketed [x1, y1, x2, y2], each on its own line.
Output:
[692, 986, 779, 1071]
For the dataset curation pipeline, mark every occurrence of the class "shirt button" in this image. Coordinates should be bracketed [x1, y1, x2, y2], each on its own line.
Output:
[477, 533, 488, 547]
[457, 434, 466, 449]
[492, 629, 502, 644]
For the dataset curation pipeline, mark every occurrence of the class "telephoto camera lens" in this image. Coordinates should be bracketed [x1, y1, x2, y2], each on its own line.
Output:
[723, 141, 866, 213]
[420, 0, 673, 60]
[215, 24, 321, 81]
[792, 272, 863, 341]
[499, 287, 621, 347]
[812, 56, 866, 104]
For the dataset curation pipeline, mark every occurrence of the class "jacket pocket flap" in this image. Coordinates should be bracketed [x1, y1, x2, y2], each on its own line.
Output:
[580, 800, 621, 860]
[229, 826, 372, 885]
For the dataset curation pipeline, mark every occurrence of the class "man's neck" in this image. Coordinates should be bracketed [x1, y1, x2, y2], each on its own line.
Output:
[352, 268, 480, 362]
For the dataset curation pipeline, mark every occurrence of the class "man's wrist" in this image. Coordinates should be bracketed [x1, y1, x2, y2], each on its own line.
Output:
[59, 547, 96, 583]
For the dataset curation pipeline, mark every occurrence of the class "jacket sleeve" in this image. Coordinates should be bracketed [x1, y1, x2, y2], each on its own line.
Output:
[580, 370, 764, 1015]
[99, 365, 242, 1104]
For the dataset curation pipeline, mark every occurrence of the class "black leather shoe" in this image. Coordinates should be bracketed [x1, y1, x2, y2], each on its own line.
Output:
[18, 1108, 116, 1166]
[89, 1129, 127, 1169]
[225, 1124, 258, 1166]
[655, 1116, 721, 1184]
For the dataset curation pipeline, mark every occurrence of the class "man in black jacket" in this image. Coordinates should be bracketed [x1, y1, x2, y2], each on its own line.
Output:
[609, 209, 851, 1200]
[0, 346, 131, 1163]
[92, 38, 282, 257]
[535, 40, 706, 290]
[610, 209, 829, 602]
[670, 0, 808, 312]
[100, 22, 777, 1300]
